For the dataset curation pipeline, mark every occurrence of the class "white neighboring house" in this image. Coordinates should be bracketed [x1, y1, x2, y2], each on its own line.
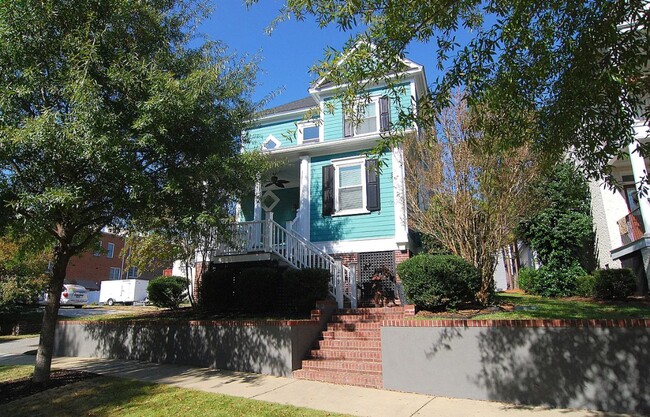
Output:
[590, 122, 650, 293]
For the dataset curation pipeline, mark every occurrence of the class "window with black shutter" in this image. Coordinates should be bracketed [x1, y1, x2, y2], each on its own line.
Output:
[366, 159, 380, 212]
[379, 96, 390, 132]
[322, 165, 335, 216]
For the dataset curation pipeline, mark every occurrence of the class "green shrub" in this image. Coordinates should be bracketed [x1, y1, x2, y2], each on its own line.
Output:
[517, 268, 538, 294]
[233, 267, 280, 313]
[575, 274, 596, 297]
[396, 254, 480, 309]
[593, 268, 637, 300]
[519, 260, 585, 297]
[198, 269, 236, 312]
[281, 268, 330, 314]
[147, 276, 187, 310]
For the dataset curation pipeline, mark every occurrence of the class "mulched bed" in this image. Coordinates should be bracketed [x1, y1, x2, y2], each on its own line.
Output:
[0, 370, 99, 404]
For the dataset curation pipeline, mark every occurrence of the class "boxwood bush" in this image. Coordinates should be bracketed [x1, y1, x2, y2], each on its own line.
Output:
[147, 276, 187, 310]
[396, 254, 480, 309]
[233, 267, 280, 313]
[517, 267, 538, 294]
[575, 274, 597, 297]
[593, 268, 636, 300]
[281, 268, 330, 314]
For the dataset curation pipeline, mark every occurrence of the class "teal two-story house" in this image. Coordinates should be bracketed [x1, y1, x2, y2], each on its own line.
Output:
[214, 57, 428, 308]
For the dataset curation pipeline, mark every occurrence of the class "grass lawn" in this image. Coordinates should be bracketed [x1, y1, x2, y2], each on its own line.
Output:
[416, 292, 650, 320]
[0, 334, 39, 343]
[0, 365, 35, 383]
[0, 366, 348, 417]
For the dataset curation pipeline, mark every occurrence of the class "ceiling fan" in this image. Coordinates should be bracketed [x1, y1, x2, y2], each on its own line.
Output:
[265, 175, 290, 188]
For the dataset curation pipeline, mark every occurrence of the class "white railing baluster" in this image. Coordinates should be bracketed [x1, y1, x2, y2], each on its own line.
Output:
[213, 218, 353, 308]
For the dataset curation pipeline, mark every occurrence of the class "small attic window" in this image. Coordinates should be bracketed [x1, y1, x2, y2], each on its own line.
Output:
[262, 135, 281, 151]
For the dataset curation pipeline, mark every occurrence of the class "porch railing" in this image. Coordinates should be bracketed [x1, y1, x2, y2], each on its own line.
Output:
[214, 216, 356, 308]
[617, 209, 645, 245]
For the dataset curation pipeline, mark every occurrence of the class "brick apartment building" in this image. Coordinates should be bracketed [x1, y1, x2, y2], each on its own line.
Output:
[65, 231, 158, 291]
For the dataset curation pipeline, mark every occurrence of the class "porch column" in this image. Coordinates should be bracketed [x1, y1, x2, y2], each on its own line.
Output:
[253, 178, 262, 222]
[627, 141, 650, 234]
[298, 155, 311, 238]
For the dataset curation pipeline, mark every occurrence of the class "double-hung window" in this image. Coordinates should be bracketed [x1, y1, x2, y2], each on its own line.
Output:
[344, 96, 390, 137]
[106, 242, 115, 258]
[109, 267, 121, 280]
[322, 157, 381, 216]
[127, 267, 138, 279]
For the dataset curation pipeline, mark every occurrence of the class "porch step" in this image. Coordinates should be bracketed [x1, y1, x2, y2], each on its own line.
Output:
[293, 306, 409, 389]
[309, 348, 382, 361]
[293, 369, 382, 389]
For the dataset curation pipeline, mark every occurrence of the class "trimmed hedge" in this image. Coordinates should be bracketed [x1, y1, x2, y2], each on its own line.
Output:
[282, 268, 330, 314]
[147, 276, 187, 310]
[593, 268, 637, 300]
[233, 267, 280, 313]
[199, 266, 330, 315]
[396, 254, 480, 309]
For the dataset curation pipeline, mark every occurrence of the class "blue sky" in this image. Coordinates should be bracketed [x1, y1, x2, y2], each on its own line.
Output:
[200, 1, 439, 109]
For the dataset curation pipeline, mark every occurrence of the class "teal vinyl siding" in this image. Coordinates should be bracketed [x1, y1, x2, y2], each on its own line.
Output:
[240, 194, 254, 221]
[322, 83, 413, 142]
[244, 118, 301, 151]
[310, 151, 395, 242]
[240, 188, 299, 225]
[262, 187, 299, 225]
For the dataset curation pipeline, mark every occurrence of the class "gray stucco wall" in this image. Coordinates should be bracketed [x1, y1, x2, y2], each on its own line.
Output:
[382, 325, 650, 414]
[54, 320, 322, 377]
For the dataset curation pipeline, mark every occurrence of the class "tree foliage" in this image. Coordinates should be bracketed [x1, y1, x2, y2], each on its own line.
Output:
[517, 162, 595, 296]
[0, 0, 262, 382]
[0, 235, 49, 310]
[404, 94, 541, 304]
[257, 0, 649, 182]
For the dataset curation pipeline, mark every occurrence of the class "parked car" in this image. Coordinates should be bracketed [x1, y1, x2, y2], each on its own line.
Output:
[39, 284, 88, 308]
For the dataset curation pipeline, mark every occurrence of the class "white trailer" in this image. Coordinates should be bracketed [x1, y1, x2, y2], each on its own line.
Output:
[99, 279, 149, 306]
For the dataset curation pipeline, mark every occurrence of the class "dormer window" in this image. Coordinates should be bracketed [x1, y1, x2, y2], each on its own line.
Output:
[262, 134, 281, 151]
[344, 96, 390, 137]
[298, 120, 321, 144]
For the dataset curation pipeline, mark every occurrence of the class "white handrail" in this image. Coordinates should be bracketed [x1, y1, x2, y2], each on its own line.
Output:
[213, 219, 356, 308]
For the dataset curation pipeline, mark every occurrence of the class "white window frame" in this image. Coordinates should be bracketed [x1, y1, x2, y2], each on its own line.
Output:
[346, 96, 382, 137]
[127, 266, 138, 279]
[297, 120, 322, 144]
[106, 242, 115, 258]
[332, 156, 369, 216]
[261, 134, 281, 151]
[109, 267, 121, 280]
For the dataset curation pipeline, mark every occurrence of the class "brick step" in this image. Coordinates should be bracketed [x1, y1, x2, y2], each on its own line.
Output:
[330, 314, 405, 323]
[293, 369, 382, 389]
[322, 330, 380, 340]
[317, 338, 382, 349]
[336, 307, 407, 315]
[301, 359, 382, 373]
[309, 348, 382, 361]
[326, 322, 382, 331]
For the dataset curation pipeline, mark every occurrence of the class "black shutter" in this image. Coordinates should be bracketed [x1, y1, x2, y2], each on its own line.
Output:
[322, 165, 335, 216]
[379, 96, 390, 132]
[343, 113, 353, 137]
[366, 160, 380, 212]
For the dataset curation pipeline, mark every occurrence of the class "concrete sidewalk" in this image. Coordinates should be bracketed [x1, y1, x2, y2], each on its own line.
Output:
[0, 338, 635, 417]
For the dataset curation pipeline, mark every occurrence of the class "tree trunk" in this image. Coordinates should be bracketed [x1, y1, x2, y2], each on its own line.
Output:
[32, 246, 70, 384]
